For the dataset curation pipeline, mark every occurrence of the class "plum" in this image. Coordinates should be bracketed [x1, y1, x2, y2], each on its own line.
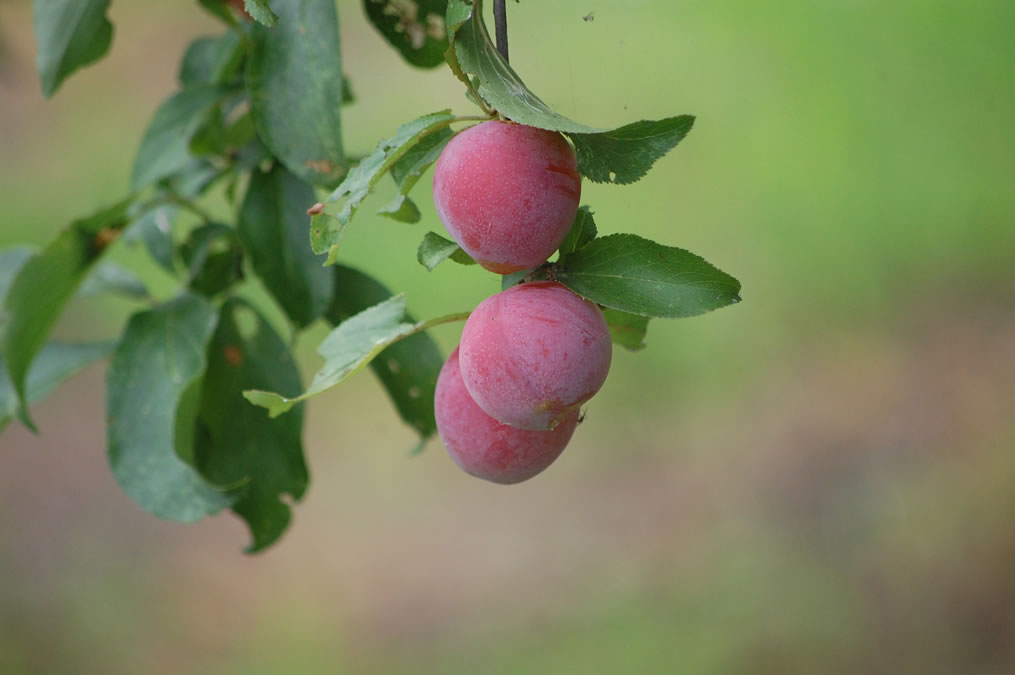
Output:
[459, 281, 612, 430]
[435, 347, 579, 484]
[432, 121, 581, 274]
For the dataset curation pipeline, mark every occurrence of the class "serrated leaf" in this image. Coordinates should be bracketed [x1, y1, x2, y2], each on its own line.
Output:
[179, 31, 244, 87]
[417, 231, 476, 271]
[194, 299, 307, 552]
[106, 294, 231, 522]
[556, 234, 742, 318]
[244, 0, 278, 26]
[327, 266, 445, 445]
[558, 206, 597, 256]
[364, 0, 449, 68]
[32, 0, 113, 98]
[448, 0, 692, 184]
[569, 117, 695, 185]
[77, 261, 150, 300]
[239, 165, 331, 327]
[378, 194, 422, 223]
[246, 294, 466, 418]
[0, 341, 114, 433]
[1, 199, 129, 430]
[247, 0, 345, 187]
[601, 309, 649, 351]
[131, 86, 226, 190]
[310, 110, 455, 264]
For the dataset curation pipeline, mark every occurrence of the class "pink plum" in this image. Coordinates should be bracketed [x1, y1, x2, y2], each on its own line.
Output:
[435, 347, 579, 484]
[432, 121, 581, 274]
[459, 281, 612, 430]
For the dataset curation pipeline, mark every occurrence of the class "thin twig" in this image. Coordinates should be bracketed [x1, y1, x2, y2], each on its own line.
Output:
[494, 0, 509, 62]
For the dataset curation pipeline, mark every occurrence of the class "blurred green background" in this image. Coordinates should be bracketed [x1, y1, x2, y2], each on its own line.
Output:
[2, 0, 1014, 672]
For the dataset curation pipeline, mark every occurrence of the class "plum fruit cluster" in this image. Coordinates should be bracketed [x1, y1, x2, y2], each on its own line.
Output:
[432, 121, 613, 484]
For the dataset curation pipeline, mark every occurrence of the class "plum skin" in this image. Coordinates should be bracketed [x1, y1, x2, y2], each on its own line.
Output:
[435, 347, 579, 484]
[432, 121, 581, 274]
[459, 281, 612, 431]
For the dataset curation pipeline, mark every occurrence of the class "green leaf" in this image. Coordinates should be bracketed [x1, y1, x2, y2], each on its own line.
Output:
[0, 247, 36, 307]
[32, 0, 113, 97]
[500, 267, 529, 291]
[1, 199, 129, 430]
[0, 341, 114, 433]
[556, 234, 742, 318]
[244, 0, 278, 27]
[179, 223, 244, 298]
[132, 86, 226, 190]
[123, 203, 177, 273]
[106, 293, 231, 522]
[448, 0, 693, 184]
[416, 231, 476, 271]
[378, 125, 455, 223]
[310, 110, 455, 264]
[363, 0, 449, 68]
[179, 31, 245, 87]
[246, 294, 466, 418]
[77, 261, 150, 300]
[197, 0, 239, 25]
[326, 265, 445, 443]
[557, 206, 597, 256]
[568, 117, 696, 185]
[246, 0, 345, 187]
[194, 299, 307, 552]
[601, 309, 649, 352]
[239, 165, 332, 327]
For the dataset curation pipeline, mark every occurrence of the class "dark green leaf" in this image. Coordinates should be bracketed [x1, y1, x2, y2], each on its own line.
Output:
[197, 0, 239, 25]
[500, 267, 529, 291]
[32, 0, 113, 97]
[77, 261, 150, 300]
[0, 341, 114, 433]
[568, 117, 695, 185]
[448, 0, 693, 184]
[558, 206, 597, 255]
[363, 0, 449, 68]
[327, 265, 444, 442]
[179, 223, 244, 298]
[246, 294, 466, 418]
[557, 234, 742, 318]
[194, 299, 307, 552]
[179, 31, 245, 87]
[123, 203, 177, 273]
[1, 199, 129, 430]
[379, 125, 455, 223]
[244, 0, 278, 27]
[0, 247, 36, 305]
[601, 309, 649, 351]
[131, 86, 225, 190]
[416, 231, 475, 271]
[377, 195, 422, 223]
[247, 0, 345, 187]
[239, 165, 332, 327]
[341, 74, 355, 104]
[106, 293, 230, 521]
[310, 110, 455, 264]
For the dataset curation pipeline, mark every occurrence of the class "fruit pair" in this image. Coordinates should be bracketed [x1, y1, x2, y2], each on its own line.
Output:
[432, 122, 612, 483]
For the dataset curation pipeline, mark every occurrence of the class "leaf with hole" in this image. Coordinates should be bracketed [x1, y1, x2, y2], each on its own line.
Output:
[194, 299, 308, 552]
[310, 110, 455, 264]
[327, 266, 445, 446]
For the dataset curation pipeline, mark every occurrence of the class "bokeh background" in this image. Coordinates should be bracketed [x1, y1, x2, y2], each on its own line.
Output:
[2, 0, 1014, 672]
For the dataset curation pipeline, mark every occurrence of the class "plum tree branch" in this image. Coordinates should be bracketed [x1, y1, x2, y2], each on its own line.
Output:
[494, 0, 509, 62]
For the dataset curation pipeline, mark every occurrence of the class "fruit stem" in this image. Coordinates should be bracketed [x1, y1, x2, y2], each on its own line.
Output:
[494, 0, 509, 62]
